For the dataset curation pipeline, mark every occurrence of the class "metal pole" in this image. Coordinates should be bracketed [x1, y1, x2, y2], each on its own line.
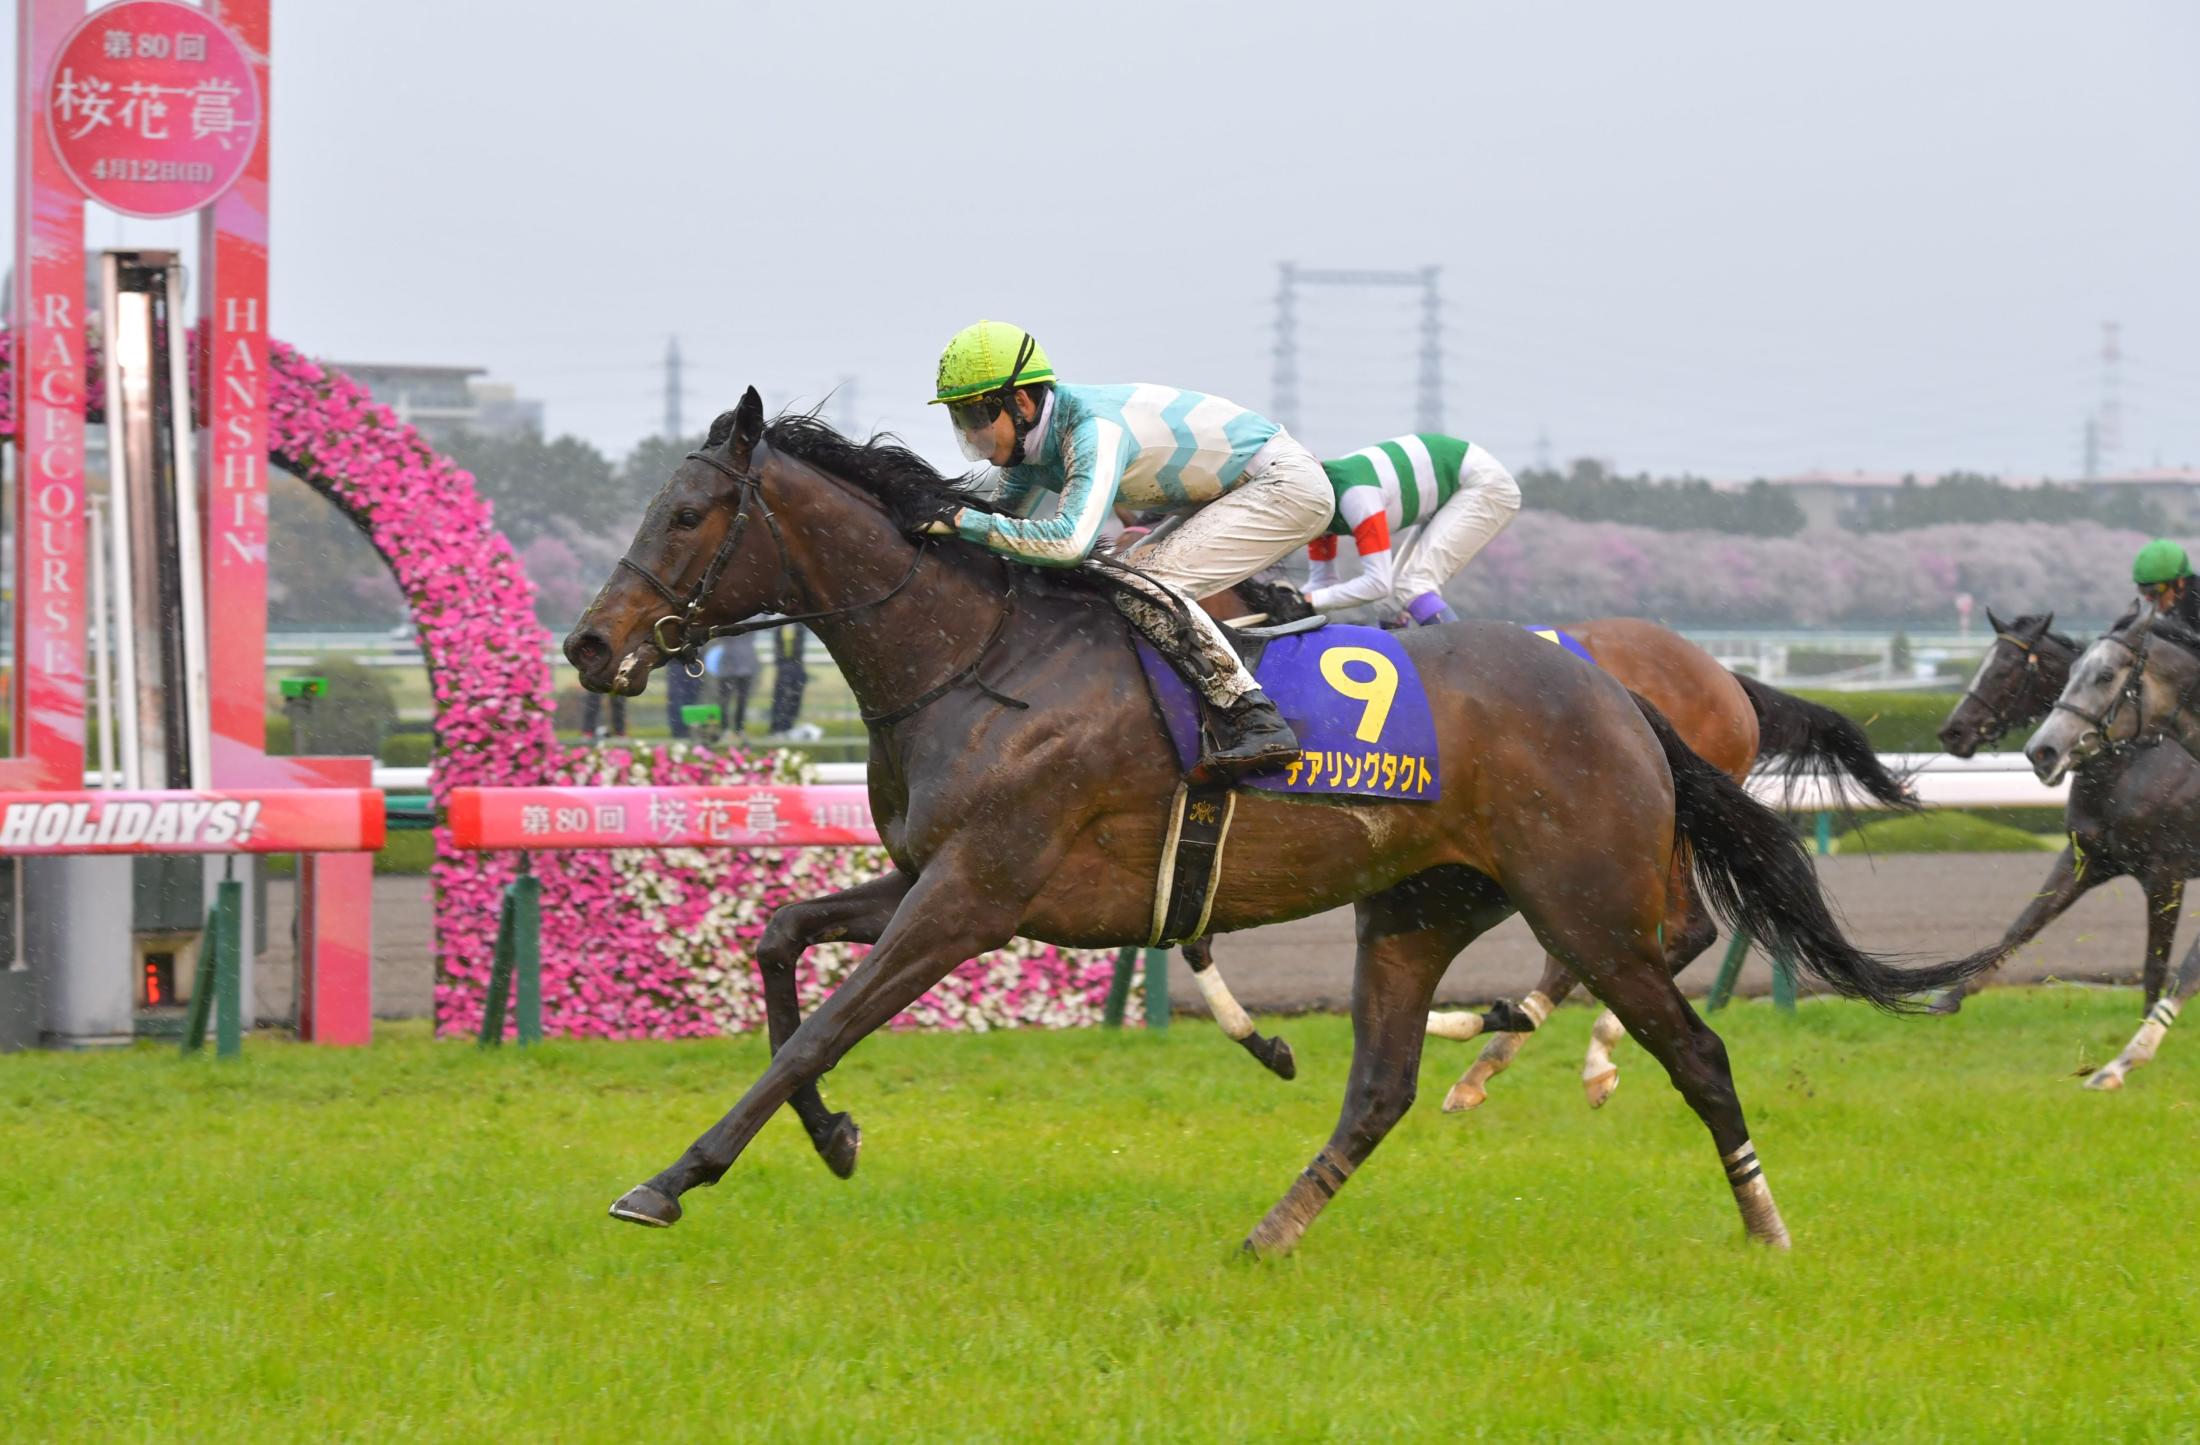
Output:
[1706, 930, 1749, 1012]
[512, 870, 542, 1046]
[1143, 947, 1170, 1030]
[162, 262, 212, 789]
[87, 500, 118, 787]
[1102, 945, 1136, 1028]
[213, 877, 242, 1058]
[479, 886, 516, 1047]
[1815, 811, 1833, 855]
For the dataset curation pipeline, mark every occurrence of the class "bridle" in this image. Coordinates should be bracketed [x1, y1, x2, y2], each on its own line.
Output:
[1957, 629, 2061, 746]
[614, 444, 927, 677]
[609, 442, 1027, 726]
[2048, 630, 2159, 757]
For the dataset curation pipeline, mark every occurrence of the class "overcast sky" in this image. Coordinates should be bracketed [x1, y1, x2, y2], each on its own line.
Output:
[7, 0, 2196, 481]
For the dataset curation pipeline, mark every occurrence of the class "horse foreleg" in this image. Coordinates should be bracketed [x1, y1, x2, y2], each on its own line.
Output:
[2087, 881, 2191, 1092]
[1181, 936, 1295, 1080]
[613, 864, 1019, 1227]
[1929, 843, 2102, 1014]
[753, 869, 915, 1178]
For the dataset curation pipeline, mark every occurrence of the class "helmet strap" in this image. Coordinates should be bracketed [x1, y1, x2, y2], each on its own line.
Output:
[996, 333, 1042, 465]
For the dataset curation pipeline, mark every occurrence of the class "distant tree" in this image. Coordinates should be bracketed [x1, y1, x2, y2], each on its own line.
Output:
[439, 429, 626, 544]
[1518, 460, 1806, 536]
[1855, 472, 2168, 534]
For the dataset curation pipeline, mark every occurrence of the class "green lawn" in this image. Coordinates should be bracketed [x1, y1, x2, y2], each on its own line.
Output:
[4, 991, 2196, 1441]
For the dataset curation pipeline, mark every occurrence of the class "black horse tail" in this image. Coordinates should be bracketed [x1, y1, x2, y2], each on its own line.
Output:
[1634, 692, 1996, 1011]
[1734, 672, 1918, 812]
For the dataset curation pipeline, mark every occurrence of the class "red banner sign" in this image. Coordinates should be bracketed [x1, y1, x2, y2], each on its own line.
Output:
[45, 0, 262, 218]
[447, 786, 879, 852]
[0, 788, 384, 855]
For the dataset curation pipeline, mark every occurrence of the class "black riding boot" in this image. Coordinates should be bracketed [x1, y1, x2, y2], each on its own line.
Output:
[1197, 689, 1300, 782]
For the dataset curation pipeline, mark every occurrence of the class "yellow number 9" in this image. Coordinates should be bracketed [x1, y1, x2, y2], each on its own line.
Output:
[1319, 645, 1398, 743]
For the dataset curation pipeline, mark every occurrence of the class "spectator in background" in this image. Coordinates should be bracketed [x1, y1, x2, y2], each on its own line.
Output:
[769, 626, 809, 735]
[581, 690, 627, 740]
[665, 660, 703, 739]
[706, 633, 761, 735]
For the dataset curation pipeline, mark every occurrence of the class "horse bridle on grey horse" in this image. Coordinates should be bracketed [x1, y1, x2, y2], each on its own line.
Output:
[614, 443, 928, 677]
[2047, 627, 2163, 753]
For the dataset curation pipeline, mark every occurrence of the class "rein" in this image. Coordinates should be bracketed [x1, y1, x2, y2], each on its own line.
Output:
[614, 443, 1029, 725]
[1958, 630, 2062, 745]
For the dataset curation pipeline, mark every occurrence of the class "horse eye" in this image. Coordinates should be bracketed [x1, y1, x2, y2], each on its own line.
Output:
[673, 508, 704, 529]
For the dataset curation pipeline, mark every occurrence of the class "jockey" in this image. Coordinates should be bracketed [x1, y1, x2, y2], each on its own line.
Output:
[927, 320, 1332, 781]
[1304, 434, 1520, 625]
[2132, 538, 2200, 630]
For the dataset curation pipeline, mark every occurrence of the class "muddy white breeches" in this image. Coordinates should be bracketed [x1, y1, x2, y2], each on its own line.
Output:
[1115, 438, 1333, 707]
[1393, 443, 1520, 603]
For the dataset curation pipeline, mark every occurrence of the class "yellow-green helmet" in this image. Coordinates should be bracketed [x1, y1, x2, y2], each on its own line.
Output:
[931, 320, 1055, 405]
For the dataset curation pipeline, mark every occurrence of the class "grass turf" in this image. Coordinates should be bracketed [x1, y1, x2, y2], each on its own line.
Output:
[4, 990, 2197, 1441]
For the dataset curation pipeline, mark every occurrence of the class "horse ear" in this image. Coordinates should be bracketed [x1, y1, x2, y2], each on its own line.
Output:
[1984, 606, 2008, 636]
[2036, 611, 2055, 637]
[730, 387, 766, 467]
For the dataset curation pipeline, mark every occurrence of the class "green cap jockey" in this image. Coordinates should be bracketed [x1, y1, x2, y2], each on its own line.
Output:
[2133, 538, 2198, 626]
[2133, 539, 2191, 587]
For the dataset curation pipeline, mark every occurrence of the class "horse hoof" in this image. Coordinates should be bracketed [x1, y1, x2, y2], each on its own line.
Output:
[820, 1113, 862, 1179]
[608, 1184, 682, 1227]
[1442, 1080, 1487, 1113]
[1260, 1036, 1297, 1081]
[1924, 990, 1964, 1017]
[2084, 1069, 2125, 1092]
[1583, 1068, 1619, 1110]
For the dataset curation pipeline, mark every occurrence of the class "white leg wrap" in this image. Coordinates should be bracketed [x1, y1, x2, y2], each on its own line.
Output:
[1516, 990, 1554, 1030]
[1721, 1139, 1790, 1246]
[1194, 965, 1256, 1041]
[1425, 1010, 1484, 1041]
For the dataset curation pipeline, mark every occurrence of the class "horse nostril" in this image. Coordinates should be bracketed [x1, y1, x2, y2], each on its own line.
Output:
[566, 629, 611, 672]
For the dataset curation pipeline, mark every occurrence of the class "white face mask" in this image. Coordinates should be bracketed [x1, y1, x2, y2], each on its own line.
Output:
[946, 396, 1004, 463]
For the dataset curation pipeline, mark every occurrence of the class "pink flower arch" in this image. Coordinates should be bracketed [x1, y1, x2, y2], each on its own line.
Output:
[1, 335, 1132, 1037]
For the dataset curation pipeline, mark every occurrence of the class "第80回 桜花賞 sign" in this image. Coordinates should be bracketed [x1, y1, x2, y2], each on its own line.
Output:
[44, 0, 262, 218]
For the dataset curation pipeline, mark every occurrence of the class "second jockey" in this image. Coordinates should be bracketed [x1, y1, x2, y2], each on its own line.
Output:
[1304, 434, 1520, 625]
[927, 320, 1331, 781]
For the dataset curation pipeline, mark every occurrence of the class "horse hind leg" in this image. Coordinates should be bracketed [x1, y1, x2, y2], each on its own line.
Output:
[1433, 963, 1564, 1113]
[1530, 902, 1789, 1247]
[1584, 877, 1721, 1110]
[1182, 936, 1295, 1080]
[2088, 881, 2191, 1092]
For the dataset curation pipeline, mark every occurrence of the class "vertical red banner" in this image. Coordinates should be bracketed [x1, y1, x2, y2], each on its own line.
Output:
[199, 0, 269, 766]
[7, 0, 89, 790]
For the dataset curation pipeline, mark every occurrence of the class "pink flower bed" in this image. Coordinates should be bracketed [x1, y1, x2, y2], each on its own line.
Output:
[0, 328, 1132, 1038]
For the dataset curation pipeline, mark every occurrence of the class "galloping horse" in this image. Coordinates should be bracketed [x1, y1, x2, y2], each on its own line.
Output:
[1187, 576, 1915, 1111]
[565, 392, 2005, 1254]
[1934, 609, 2200, 1071]
[2024, 615, 2200, 1088]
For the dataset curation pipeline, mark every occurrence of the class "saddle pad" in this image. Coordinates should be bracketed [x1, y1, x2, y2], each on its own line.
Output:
[1522, 625, 1598, 666]
[1136, 625, 1440, 801]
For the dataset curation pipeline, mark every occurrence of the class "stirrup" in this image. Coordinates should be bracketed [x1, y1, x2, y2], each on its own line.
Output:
[1225, 615, 1326, 640]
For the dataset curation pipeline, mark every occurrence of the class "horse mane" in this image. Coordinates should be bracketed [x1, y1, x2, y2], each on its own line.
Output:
[719, 408, 1003, 533]
[2145, 616, 2200, 659]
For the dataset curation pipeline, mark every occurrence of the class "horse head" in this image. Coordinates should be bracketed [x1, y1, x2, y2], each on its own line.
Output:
[2026, 616, 2200, 784]
[1937, 608, 2068, 758]
[565, 388, 788, 695]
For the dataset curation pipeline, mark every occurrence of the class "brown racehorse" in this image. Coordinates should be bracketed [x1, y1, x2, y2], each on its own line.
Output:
[564, 392, 2001, 1255]
[1184, 574, 1915, 1110]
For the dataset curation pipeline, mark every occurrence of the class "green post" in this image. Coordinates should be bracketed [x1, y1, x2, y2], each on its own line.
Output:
[181, 903, 220, 1054]
[1102, 945, 1137, 1028]
[1815, 810, 1833, 855]
[479, 887, 517, 1047]
[212, 879, 242, 1059]
[511, 872, 543, 1047]
[1770, 952, 1799, 1013]
[1707, 930, 1750, 1012]
[1143, 947, 1170, 1031]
